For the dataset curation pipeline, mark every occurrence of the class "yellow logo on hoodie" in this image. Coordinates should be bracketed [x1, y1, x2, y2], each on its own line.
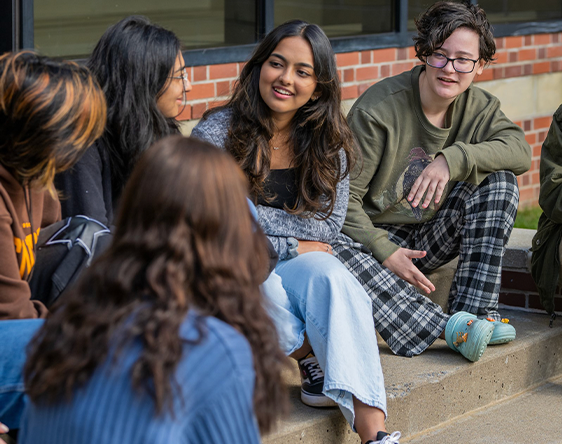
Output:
[14, 228, 40, 278]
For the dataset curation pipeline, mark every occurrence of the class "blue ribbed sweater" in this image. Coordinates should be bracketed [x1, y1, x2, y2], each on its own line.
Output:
[19, 312, 261, 444]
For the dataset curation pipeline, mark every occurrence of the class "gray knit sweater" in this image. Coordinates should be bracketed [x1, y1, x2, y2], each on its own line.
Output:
[191, 108, 349, 260]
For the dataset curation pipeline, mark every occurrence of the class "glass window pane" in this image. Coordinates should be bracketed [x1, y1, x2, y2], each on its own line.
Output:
[34, 0, 256, 59]
[274, 0, 394, 38]
[478, 0, 562, 24]
[409, 0, 562, 31]
[408, 0, 463, 32]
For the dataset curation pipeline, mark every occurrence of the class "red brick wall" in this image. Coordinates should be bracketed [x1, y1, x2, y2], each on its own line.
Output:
[500, 270, 562, 314]
[181, 32, 562, 207]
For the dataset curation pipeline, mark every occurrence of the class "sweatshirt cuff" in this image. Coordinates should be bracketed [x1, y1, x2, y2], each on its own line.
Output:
[368, 236, 401, 264]
[438, 145, 467, 182]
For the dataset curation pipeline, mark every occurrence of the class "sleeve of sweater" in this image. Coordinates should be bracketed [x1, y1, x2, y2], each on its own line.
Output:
[257, 150, 349, 260]
[188, 376, 261, 444]
[438, 95, 531, 184]
[342, 108, 400, 263]
[190, 110, 231, 149]
[54, 144, 111, 227]
[538, 104, 562, 223]
[185, 317, 261, 444]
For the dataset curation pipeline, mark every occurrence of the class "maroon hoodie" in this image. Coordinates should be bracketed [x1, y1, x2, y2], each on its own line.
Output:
[0, 164, 61, 319]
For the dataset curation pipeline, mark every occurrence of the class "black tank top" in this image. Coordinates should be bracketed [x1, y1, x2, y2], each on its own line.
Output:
[256, 168, 298, 210]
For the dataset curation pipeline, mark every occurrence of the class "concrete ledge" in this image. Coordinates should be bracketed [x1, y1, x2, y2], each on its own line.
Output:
[264, 309, 562, 443]
[503, 228, 535, 272]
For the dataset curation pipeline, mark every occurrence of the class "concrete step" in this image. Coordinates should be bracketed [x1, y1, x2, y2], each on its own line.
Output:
[403, 374, 562, 444]
[264, 309, 562, 443]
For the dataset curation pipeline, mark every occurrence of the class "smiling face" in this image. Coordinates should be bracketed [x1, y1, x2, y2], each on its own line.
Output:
[156, 53, 191, 118]
[258, 36, 318, 124]
[419, 27, 484, 108]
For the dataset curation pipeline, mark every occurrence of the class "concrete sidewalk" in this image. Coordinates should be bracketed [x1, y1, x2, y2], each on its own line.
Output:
[403, 375, 562, 444]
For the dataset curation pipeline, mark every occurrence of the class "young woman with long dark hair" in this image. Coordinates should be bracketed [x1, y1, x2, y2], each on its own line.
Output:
[21, 136, 286, 444]
[0, 50, 106, 431]
[55, 15, 192, 226]
[193, 20, 400, 444]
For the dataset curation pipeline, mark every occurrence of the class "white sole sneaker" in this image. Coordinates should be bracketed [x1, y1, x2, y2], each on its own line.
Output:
[301, 389, 337, 407]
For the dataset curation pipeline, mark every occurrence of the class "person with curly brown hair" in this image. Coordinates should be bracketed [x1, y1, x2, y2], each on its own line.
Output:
[335, 1, 530, 362]
[21, 136, 286, 444]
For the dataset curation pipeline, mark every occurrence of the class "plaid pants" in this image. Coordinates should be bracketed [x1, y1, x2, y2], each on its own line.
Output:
[334, 171, 519, 357]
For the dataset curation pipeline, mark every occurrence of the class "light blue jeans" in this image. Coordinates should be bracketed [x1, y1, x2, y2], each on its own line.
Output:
[0, 319, 43, 429]
[262, 252, 387, 427]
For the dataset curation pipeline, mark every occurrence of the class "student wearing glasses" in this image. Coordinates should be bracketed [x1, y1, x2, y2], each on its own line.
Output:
[334, 1, 531, 362]
[55, 16, 192, 227]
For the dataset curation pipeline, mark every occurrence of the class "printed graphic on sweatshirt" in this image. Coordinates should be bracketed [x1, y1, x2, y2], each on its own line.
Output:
[380, 147, 439, 221]
[14, 227, 40, 278]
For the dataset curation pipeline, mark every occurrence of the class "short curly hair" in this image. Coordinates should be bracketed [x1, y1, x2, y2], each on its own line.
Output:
[413, 1, 496, 64]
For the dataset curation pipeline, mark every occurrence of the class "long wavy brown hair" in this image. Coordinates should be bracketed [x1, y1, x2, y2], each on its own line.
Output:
[24, 136, 287, 433]
[0, 51, 106, 193]
[202, 20, 356, 219]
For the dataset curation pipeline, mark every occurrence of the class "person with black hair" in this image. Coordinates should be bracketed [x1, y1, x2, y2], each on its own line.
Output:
[335, 1, 530, 362]
[193, 20, 400, 444]
[55, 15, 191, 226]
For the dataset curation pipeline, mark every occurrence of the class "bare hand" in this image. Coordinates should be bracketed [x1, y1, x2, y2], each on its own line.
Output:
[408, 155, 450, 209]
[0, 422, 9, 434]
[298, 240, 333, 255]
[382, 247, 435, 294]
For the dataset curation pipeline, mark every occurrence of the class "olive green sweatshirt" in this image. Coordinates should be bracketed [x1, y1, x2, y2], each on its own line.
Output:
[343, 65, 531, 263]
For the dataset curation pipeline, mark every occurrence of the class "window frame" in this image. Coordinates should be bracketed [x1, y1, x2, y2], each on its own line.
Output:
[3, 0, 562, 66]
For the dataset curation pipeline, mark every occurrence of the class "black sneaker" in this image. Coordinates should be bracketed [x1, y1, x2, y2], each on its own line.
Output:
[366, 431, 401, 443]
[297, 351, 336, 407]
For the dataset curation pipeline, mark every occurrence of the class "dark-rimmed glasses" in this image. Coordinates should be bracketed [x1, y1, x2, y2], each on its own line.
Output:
[170, 68, 190, 90]
[426, 53, 479, 73]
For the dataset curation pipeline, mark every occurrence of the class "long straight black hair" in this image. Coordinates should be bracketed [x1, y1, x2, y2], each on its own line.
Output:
[203, 20, 356, 219]
[87, 15, 181, 202]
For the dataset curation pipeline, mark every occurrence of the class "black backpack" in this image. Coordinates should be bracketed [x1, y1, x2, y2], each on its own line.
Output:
[29, 215, 112, 308]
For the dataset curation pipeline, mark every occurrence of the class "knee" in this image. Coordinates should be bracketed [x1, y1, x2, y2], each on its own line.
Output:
[481, 171, 519, 207]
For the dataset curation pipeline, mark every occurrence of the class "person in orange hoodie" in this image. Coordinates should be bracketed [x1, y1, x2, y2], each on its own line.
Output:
[0, 51, 106, 320]
[0, 51, 106, 435]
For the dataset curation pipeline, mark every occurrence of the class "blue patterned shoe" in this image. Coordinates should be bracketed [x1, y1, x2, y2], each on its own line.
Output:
[487, 318, 516, 345]
[462, 314, 516, 345]
[445, 312, 494, 362]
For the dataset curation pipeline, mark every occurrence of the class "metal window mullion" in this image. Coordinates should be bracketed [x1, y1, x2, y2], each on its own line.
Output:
[258, 0, 274, 41]
[396, 0, 410, 47]
[21, 0, 34, 49]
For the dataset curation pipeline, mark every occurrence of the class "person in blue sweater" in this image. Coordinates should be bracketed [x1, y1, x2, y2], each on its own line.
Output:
[20, 136, 287, 444]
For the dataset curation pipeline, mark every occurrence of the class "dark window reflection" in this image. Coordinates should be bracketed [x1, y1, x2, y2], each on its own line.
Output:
[479, 0, 562, 24]
[275, 0, 394, 37]
[34, 0, 256, 59]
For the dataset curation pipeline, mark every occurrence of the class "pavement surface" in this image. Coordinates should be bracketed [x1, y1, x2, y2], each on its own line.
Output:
[403, 375, 562, 444]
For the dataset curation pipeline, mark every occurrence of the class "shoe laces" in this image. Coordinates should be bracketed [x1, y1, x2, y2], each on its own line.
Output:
[300, 354, 325, 382]
[379, 431, 401, 443]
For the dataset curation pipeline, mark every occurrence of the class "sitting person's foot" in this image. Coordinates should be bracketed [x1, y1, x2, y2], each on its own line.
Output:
[297, 351, 336, 407]
[445, 311, 495, 362]
[365, 431, 401, 443]
[460, 313, 516, 345]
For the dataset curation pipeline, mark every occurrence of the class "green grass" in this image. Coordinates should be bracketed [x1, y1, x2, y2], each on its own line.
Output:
[514, 205, 542, 229]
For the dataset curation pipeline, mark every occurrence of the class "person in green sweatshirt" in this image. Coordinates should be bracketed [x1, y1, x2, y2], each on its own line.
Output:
[334, 1, 531, 361]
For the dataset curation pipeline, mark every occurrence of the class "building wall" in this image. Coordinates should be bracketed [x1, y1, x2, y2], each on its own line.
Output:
[179, 32, 562, 208]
